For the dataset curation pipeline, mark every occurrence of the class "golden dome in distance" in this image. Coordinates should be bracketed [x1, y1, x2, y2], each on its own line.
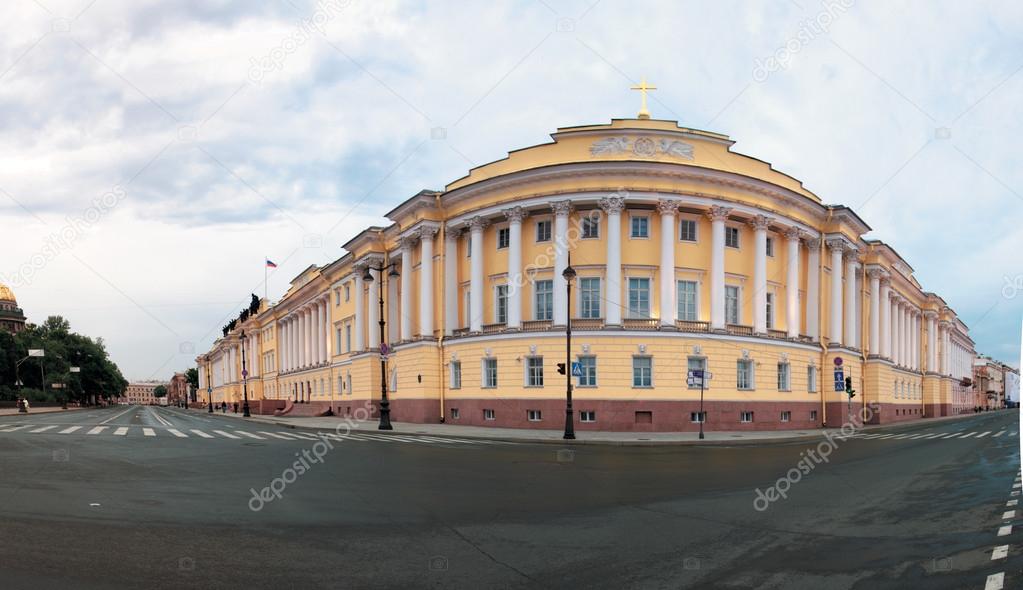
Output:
[0, 282, 15, 303]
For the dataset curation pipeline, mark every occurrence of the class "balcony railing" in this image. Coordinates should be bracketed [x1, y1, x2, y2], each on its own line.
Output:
[727, 324, 754, 336]
[521, 319, 553, 332]
[767, 329, 788, 340]
[676, 320, 710, 333]
[623, 318, 660, 331]
[482, 322, 505, 334]
[571, 318, 604, 330]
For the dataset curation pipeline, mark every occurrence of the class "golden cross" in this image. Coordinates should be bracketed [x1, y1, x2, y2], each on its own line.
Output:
[630, 77, 657, 119]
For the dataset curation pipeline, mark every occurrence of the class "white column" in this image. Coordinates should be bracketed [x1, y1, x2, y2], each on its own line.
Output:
[805, 238, 820, 340]
[400, 235, 415, 341]
[785, 228, 801, 339]
[600, 197, 624, 327]
[827, 239, 845, 345]
[319, 299, 327, 363]
[914, 313, 921, 371]
[927, 312, 937, 372]
[880, 278, 891, 359]
[902, 303, 910, 368]
[708, 206, 731, 330]
[387, 269, 398, 344]
[367, 267, 380, 348]
[444, 229, 459, 335]
[419, 226, 437, 338]
[301, 308, 309, 367]
[868, 269, 880, 355]
[503, 208, 526, 329]
[323, 297, 331, 361]
[552, 201, 571, 326]
[312, 304, 321, 366]
[354, 269, 365, 351]
[468, 217, 487, 332]
[844, 250, 858, 349]
[750, 215, 769, 334]
[892, 300, 901, 366]
[658, 200, 679, 327]
[279, 321, 286, 372]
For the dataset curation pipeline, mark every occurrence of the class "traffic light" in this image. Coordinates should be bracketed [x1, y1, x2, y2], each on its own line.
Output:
[557, 363, 566, 375]
[845, 377, 856, 399]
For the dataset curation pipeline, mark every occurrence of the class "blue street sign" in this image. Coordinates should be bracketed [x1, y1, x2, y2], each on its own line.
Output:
[834, 368, 845, 391]
[689, 369, 705, 379]
[571, 362, 583, 377]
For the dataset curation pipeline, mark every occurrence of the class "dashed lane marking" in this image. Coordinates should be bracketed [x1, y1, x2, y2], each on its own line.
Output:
[1002, 510, 1016, 520]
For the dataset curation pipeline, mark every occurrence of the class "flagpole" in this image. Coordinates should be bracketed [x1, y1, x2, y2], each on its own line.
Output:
[264, 255, 268, 302]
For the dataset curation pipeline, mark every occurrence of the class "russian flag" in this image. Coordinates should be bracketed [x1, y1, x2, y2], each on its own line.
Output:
[265, 259, 278, 268]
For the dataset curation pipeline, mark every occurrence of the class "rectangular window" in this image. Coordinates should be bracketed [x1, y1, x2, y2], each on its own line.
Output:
[483, 358, 498, 388]
[536, 220, 551, 242]
[777, 362, 790, 391]
[579, 277, 601, 319]
[534, 280, 553, 320]
[687, 356, 707, 389]
[633, 356, 652, 387]
[740, 411, 754, 423]
[344, 284, 350, 302]
[628, 278, 651, 318]
[335, 289, 341, 306]
[677, 280, 698, 321]
[497, 227, 510, 249]
[580, 410, 596, 422]
[807, 366, 817, 393]
[581, 216, 599, 239]
[484, 409, 495, 421]
[526, 357, 544, 387]
[766, 236, 775, 257]
[810, 410, 818, 421]
[690, 411, 706, 423]
[725, 226, 740, 248]
[725, 285, 740, 324]
[766, 292, 774, 329]
[495, 285, 508, 324]
[335, 327, 342, 352]
[630, 216, 649, 238]
[450, 408, 460, 420]
[680, 219, 697, 242]
[450, 361, 462, 389]
[577, 355, 597, 387]
[780, 410, 791, 422]
[527, 409, 542, 422]
[737, 359, 754, 390]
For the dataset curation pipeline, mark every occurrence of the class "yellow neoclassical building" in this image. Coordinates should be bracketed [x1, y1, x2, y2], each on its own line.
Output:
[197, 114, 977, 431]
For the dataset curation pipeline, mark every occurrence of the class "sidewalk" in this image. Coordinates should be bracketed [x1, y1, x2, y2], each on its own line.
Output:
[0, 406, 86, 416]
[209, 408, 1016, 446]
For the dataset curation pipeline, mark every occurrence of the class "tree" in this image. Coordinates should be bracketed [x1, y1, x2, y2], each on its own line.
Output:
[184, 367, 199, 390]
[153, 385, 167, 398]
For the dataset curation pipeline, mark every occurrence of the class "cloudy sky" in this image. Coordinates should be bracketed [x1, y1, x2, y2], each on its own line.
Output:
[1, 0, 1020, 380]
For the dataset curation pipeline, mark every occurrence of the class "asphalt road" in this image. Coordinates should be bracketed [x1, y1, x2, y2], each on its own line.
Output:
[0, 406, 1018, 589]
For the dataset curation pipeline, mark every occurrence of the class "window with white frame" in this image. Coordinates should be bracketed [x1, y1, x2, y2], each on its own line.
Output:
[725, 226, 740, 248]
[687, 356, 707, 389]
[690, 411, 706, 423]
[450, 361, 461, 389]
[335, 327, 342, 352]
[345, 324, 352, 352]
[581, 215, 599, 239]
[628, 278, 650, 318]
[807, 365, 817, 393]
[335, 289, 341, 306]
[483, 358, 498, 388]
[526, 356, 544, 387]
[577, 355, 597, 387]
[677, 280, 698, 321]
[580, 277, 601, 319]
[534, 280, 553, 321]
[780, 410, 791, 422]
[680, 218, 697, 242]
[484, 408, 495, 420]
[450, 408, 460, 420]
[580, 410, 596, 422]
[536, 220, 551, 242]
[630, 215, 649, 238]
[495, 285, 508, 324]
[633, 356, 652, 387]
[777, 362, 790, 391]
[810, 409, 818, 421]
[527, 409, 542, 422]
[344, 284, 350, 302]
[766, 292, 775, 329]
[737, 359, 754, 390]
[725, 285, 740, 325]
[497, 227, 509, 249]
[740, 411, 754, 423]
[766, 236, 775, 257]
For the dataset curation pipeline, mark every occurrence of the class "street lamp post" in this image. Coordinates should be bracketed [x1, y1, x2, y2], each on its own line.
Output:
[206, 357, 213, 413]
[15, 349, 45, 413]
[562, 256, 576, 440]
[240, 330, 251, 418]
[362, 262, 400, 430]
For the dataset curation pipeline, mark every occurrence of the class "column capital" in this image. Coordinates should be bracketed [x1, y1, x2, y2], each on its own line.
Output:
[465, 216, 490, 232]
[825, 238, 846, 252]
[445, 226, 462, 242]
[842, 247, 860, 262]
[551, 200, 573, 217]
[598, 195, 626, 215]
[923, 310, 938, 320]
[705, 205, 732, 222]
[417, 224, 439, 240]
[783, 227, 804, 241]
[803, 236, 821, 251]
[502, 206, 529, 223]
[399, 234, 419, 251]
[656, 199, 680, 216]
[879, 276, 891, 288]
[747, 214, 771, 231]
[867, 267, 887, 280]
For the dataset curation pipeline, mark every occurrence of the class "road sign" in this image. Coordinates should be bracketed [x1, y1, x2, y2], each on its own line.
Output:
[688, 370, 712, 380]
[380, 343, 390, 356]
[242, 369, 248, 378]
[834, 368, 845, 391]
[833, 357, 843, 366]
[571, 362, 583, 377]
[28, 349, 44, 357]
[207, 387, 212, 394]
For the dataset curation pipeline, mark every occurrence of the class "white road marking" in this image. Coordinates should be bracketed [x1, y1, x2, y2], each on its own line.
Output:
[99, 406, 136, 424]
[905, 434, 928, 439]
[113, 427, 128, 436]
[958, 432, 976, 439]
[417, 436, 476, 444]
[860, 433, 886, 439]
[349, 433, 400, 442]
[920, 433, 942, 439]
[890, 434, 912, 439]
[235, 431, 264, 440]
[874, 434, 896, 439]
[940, 432, 962, 439]
[285, 432, 320, 440]
[59, 426, 81, 434]
[0, 425, 32, 432]
[992, 545, 1009, 560]
[190, 429, 213, 439]
[994, 431, 1005, 437]
[213, 430, 240, 439]
[986, 572, 1005, 590]
[1010, 431, 1018, 436]
[998, 525, 1012, 536]
[1012, 491, 1020, 497]
[143, 428, 156, 437]
[30, 425, 57, 433]
[1013, 483, 1021, 489]
[167, 429, 188, 438]
[976, 431, 991, 438]
[148, 407, 174, 427]
[1002, 510, 1016, 520]
[87, 426, 107, 435]
[256, 431, 294, 440]
[1008, 500, 1018, 507]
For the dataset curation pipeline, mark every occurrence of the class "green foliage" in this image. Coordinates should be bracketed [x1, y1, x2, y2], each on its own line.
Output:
[184, 367, 199, 389]
[0, 315, 128, 403]
[153, 385, 167, 398]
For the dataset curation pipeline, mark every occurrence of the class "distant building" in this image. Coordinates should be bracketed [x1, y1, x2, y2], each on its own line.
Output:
[124, 381, 166, 405]
[1007, 370, 1020, 407]
[166, 373, 191, 406]
[973, 356, 1018, 409]
[0, 282, 27, 334]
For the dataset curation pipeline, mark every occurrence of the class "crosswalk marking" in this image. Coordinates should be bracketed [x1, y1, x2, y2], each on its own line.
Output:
[285, 432, 320, 440]
[958, 432, 976, 439]
[59, 426, 81, 434]
[905, 434, 928, 439]
[87, 426, 107, 435]
[994, 431, 1005, 437]
[1011, 431, 1018, 436]
[213, 430, 239, 439]
[168, 429, 188, 438]
[998, 525, 1012, 536]
[0, 425, 31, 432]
[190, 429, 213, 439]
[113, 427, 128, 436]
[976, 431, 991, 438]
[256, 431, 294, 440]
[235, 431, 264, 440]
[985, 572, 1005, 590]
[1002, 510, 1016, 520]
[143, 428, 156, 437]
[940, 433, 961, 439]
[30, 425, 57, 433]
[992, 545, 1009, 560]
